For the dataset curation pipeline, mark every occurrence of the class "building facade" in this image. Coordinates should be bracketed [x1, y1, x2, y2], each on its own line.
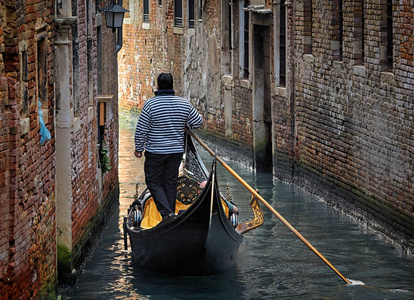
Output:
[0, 0, 120, 297]
[119, 0, 413, 250]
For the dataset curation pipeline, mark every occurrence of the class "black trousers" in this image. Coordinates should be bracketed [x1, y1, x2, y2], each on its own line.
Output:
[144, 152, 183, 217]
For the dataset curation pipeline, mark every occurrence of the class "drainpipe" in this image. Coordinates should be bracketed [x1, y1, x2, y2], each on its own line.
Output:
[116, 0, 124, 53]
[116, 27, 123, 53]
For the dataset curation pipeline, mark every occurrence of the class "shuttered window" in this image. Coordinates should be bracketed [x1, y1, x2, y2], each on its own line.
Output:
[174, 0, 183, 27]
[143, 0, 149, 23]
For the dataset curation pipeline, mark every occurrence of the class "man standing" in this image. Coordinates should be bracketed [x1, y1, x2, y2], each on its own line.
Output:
[134, 73, 203, 220]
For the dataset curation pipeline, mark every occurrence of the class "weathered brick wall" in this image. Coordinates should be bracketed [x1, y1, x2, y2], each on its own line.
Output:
[231, 82, 253, 146]
[0, 0, 57, 297]
[100, 23, 120, 205]
[118, 0, 413, 248]
[119, 0, 255, 154]
[1, 0, 121, 295]
[118, 2, 168, 113]
[0, 1, 11, 292]
[294, 0, 414, 247]
[272, 2, 296, 179]
[183, 0, 221, 132]
[70, 0, 120, 268]
[70, 0, 101, 257]
[183, 0, 255, 150]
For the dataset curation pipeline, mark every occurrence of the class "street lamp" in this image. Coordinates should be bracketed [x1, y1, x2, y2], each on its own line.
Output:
[102, 2, 129, 31]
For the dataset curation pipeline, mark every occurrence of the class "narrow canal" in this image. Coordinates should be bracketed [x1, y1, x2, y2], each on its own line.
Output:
[59, 117, 414, 299]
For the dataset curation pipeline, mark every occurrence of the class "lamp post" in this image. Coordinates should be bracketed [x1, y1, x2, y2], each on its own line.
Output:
[102, 2, 129, 32]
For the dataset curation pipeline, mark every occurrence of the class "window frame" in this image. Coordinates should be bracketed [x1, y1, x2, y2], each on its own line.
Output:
[143, 0, 150, 23]
[174, 0, 183, 27]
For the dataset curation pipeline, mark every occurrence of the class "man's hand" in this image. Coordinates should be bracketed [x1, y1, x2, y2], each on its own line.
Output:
[134, 151, 142, 158]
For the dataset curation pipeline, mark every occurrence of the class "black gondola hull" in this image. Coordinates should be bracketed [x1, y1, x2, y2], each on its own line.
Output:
[126, 165, 243, 275]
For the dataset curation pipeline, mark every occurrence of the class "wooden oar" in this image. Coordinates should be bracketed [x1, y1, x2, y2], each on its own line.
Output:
[186, 129, 350, 284]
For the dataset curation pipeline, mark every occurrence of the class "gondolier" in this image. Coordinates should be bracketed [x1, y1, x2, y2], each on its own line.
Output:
[134, 73, 203, 220]
[125, 131, 264, 275]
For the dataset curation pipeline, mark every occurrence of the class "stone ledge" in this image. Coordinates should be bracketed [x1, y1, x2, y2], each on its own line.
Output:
[21, 118, 30, 135]
[222, 75, 234, 87]
[88, 106, 94, 122]
[55, 17, 77, 30]
[73, 117, 80, 133]
[240, 79, 251, 89]
[353, 65, 366, 77]
[333, 60, 343, 70]
[303, 54, 314, 64]
[275, 87, 287, 97]
[173, 27, 184, 35]
[98, 95, 113, 102]
[95, 13, 102, 27]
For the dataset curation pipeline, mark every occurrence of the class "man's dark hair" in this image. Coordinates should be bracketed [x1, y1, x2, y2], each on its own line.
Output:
[157, 73, 174, 90]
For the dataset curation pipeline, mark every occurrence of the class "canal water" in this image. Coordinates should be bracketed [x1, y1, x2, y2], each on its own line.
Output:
[59, 117, 414, 299]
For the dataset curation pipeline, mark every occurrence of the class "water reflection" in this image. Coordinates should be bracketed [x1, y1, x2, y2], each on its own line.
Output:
[59, 117, 414, 299]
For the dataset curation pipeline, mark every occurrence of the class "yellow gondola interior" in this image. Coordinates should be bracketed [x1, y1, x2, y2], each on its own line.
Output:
[140, 175, 230, 229]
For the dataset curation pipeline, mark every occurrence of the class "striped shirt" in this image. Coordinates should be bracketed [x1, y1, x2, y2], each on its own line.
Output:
[134, 90, 203, 154]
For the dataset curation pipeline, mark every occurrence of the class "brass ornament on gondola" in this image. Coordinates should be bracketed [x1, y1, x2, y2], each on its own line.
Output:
[176, 175, 199, 205]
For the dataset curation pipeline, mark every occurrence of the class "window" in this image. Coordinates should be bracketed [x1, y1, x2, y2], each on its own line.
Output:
[332, 0, 343, 61]
[338, 0, 343, 60]
[361, 1, 364, 61]
[303, 0, 312, 54]
[239, 0, 249, 79]
[143, 0, 149, 23]
[386, 0, 393, 70]
[221, 0, 232, 74]
[279, 2, 286, 86]
[353, 0, 364, 65]
[97, 26, 103, 95]
[174, 0, 183, 27]
[20, 49, 29, 115]
[188, 0, 195, 28]
[198, 0, 202, 19]
[229, 0, 233, 49]
[37, 37, 47, 105]
[21, 49, 28, 82]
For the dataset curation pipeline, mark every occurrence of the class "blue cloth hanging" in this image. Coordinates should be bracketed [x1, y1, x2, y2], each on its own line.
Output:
[39, 101, 51, 144]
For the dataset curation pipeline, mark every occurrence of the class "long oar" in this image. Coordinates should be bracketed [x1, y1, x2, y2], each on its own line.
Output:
[186, 129, 350, 284]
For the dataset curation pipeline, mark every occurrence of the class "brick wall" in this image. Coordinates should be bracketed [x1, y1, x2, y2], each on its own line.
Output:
[1, 0, 121, 296]
[68, 0, 120, 271]
[119, 0, 413, 248]
[118, 2, 169, 113]
[119, 0, 255, 159]
[0, 0, 57, 296]
[294, 0, 414, 247]
[0, 1, 9, 290]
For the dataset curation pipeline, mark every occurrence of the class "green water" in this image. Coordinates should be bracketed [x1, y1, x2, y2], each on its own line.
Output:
[59, 118, 414, 299]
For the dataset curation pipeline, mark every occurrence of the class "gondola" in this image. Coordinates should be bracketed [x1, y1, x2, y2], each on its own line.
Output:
[123, 132, 264, 275]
